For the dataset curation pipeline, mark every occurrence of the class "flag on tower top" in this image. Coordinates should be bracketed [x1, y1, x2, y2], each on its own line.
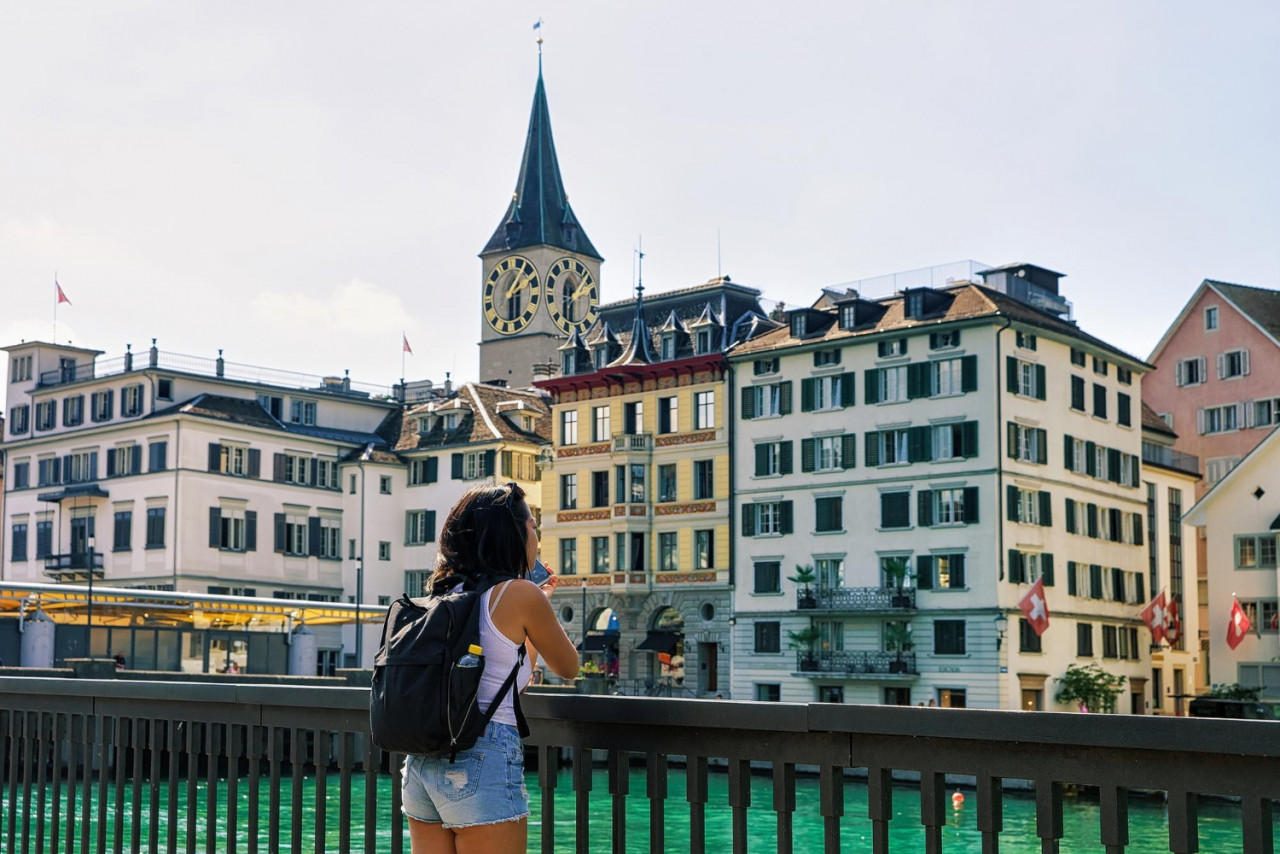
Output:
[55, 279, 71, 305]
[532, 19, 542, 30]
[1018, 576, 1050, 637]
[1140, 591, 1168, 645]
[402, 333, 413, 356]
[1227, 598, 1251, 650]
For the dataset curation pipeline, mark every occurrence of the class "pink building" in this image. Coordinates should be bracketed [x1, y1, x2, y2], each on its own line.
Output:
[1146, 279, 1280, 688]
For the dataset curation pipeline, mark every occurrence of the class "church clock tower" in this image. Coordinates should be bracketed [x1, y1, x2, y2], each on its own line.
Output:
[479, 61, 603, 388]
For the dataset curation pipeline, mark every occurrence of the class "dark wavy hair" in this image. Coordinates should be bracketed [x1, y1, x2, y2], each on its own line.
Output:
[427, 482, 532, 592]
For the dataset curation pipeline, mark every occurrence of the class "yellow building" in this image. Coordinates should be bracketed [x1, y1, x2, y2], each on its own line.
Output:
[536, 280, 777, 697]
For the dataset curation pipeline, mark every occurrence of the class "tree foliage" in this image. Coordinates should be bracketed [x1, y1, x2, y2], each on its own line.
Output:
[1054, 662, 1128, 712]
[1205, 683, 1261, 701]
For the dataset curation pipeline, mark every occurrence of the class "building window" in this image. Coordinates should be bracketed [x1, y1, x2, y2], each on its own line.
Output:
[590, 470, 609, 508]
[122, 384, 144, 417]
[62, 395, 85, 426]
[220, 445, 247, 476]
[658, 396, 678, 434]
[405, 510, 436, 546]
[933, 553, 966, 588]
[878, 338, 908, 358]
[1077, 622, 1094, 657]
[12, 461, 29, 489]
[379, 475, 392, 494]
[283, 454, 310, 485]
[35, 520, 53, 559]
[11, 523, 28, 562]
[1205, 306, 1219, 330]
[319, 519, 341, 559]
[1092, 383, 1107, 419]
[880, 492, 910, 529]
[592, 405, 611, 442]
[1175, 356, 1206, 387]
[756, 441, 784, 477]
[1092, 356, 1108, 376]
[1253, 398, 1280, 428]
[1205, 455, 1242, 485]
[67, 450, 97, 484]
[693, 460, 714, 500]
[91, 390, 113, 422]
[407, 458, 436, 486]
[10, 354, 32, 382]
[934, 489, 968, 526]
[1219, 349, 1250, 379]
[591, 537, 610, 574]
[656, 464, 677, 503]
[146, 507, 166, 549]
[1016, 331, 1037, 350]
[559, 474, 578, 510]
[755, 502, 784, 535]
[696, 328, 713, 354]
[1200, 404, 1241, 435]
[933, 620, 966, 655]
[814, 496, 843, 533]
[1117, 393, 1131, 427]
[694, 529, 714, 569]
[561, 410, 578, 445]
[35, 400, 56, 431]
[1235, 534, 1278, 569]
[754, 561, 781, 594]
[878, 429, 909, 466]
[1070, 348, 1086, 367]
[113, 511, 132, 551]
[1019, 618, 1043, 653]
[290, 400, 317, 425]
[1009, 423, 1046, 464]
[9, 405, 30, 434]
[627, 463, 646, 503]
[878, 365, 908, 403]
[931, 330, 961, 349]
[754, 622, 781, 654]
[220, 511, 248, 552]
[657, 532, 678, 571]
[378, 541, 391, 561]
[814, 436, 841, 471]
[750, 383, 787, 418]
[694, 391, 715, 430]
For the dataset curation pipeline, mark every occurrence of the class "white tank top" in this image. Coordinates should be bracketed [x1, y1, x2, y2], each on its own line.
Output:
[477, 582, 532, 728]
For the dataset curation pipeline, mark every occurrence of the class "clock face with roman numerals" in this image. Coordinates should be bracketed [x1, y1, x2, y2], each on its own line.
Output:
[544, 257, 599, 335]
[483, 255, 542, 336]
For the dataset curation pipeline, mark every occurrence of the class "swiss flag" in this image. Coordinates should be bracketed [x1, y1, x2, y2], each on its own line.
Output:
[1227, 598, 1251, 650]
[1165, 598, 1181, 644]
[1018, 576, 1050, 637]
[1140, 591, 1168, 645]
[55, 280, 72, 305]
[402, 333, 413, 355]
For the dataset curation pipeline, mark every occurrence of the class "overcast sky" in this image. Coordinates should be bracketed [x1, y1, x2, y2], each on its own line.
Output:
[2, 2, 1277, 407]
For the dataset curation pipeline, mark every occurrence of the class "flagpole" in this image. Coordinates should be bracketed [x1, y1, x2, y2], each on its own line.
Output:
[53, 271, 58, 342]
[401, 331, 406, 381]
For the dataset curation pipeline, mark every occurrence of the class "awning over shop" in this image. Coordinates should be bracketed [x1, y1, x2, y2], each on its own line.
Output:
[38, 484, 110, 503]
[577, 632, 617, 652]
[636, 631, 680, 654]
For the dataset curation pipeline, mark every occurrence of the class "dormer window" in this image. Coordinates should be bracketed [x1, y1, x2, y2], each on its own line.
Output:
[417, 417, 431, 435]
[660, 335, 675, 361]
[442, 412, 459, 431]
[562, 352, 575, 376]
[840, 304, 857, 330]
[791, 315, 807, 338]
[594, 348, 609, 370]
[877, 338, 908, 358]
[753, 358, 779, 376]
[696, 329, 713, 355]
[905, 291, 926, 319]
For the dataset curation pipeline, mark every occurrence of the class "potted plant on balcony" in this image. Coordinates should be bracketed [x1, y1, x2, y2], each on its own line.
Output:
[790, 564, 818, 609]
[787, 625, 822, 671]
[882, 557, 913, 609]
[576, 659, 608, 695]
[883, 621, 914, 673]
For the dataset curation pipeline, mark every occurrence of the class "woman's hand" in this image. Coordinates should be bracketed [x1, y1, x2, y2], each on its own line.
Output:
[538, 570, 558, 599]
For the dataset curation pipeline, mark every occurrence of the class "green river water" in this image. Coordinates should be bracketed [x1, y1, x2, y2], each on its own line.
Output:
[7, 768, 1275, 852]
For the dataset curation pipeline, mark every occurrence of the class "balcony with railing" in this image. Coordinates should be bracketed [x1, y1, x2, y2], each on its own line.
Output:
[0, 677, 1277, 852]
[799, 586, 916, 611]
[796, 649, 918, 676]
[1142, 441, 1201, 477]
[612, 432, 653, 452]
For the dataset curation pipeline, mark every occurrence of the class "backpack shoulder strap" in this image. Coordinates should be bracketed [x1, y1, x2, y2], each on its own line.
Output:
[477, 644, 530, 738]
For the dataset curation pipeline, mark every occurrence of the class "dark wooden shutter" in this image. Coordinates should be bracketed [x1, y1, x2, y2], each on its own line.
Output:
[1118, 393, 1131, 426]
[865, 432, 880, 467]
[106, 449, 116, 478]
[840, 373, 856, 407]
[1008, 550, 1024, 583]
[1090, 565, 1103, 599]
[741, 504, 756, 536]
[1034, 364, 1047, 400]
[208, 443, 221, 472]
[1087, 504, 1098, 538]
[1006, 422, 1018, 459]
[1042, 554, 1055, 586]
[756, 444, 770, 476]
[129, 448, 140, 475]
[1067, 561, 1078, 595]
[779, 381, 793, 415]
[780, 441, 793, 475]
[740, 387, 756, 420]
[952, 554, 965, 588]
[272, 454, 286, 482]
[841, 434, 857, 469]
[864, 370, 880, 404]
[274, 513, 286, 553]
[1066, 500, 1076, 534]
[247, 448, 261, 478]
[1108, 449, 1122, 483]
[1132, 513, 1144, 546]
[1036, 430, 1048, 465]
[963, 486, 979, 523]
[961, 354, 978, 392]
[917, 490, 933, 528]
[900, 338, 908, 354]
[961, 421, 978, 457]
[244, 511, 257, 551]
[1007, 485, 1019, 522]
[1134, 573, 1144, 603]
[929, 333, 939, 349]
[1085, 442, 1097, 476]
[907, 363, 930, 400]
[308, 517, 321, 557]
[800, 439, 815, 473]
[877, 341, 889, 358]
[451, 453, 464, 479]
[908, 426, 931, 462]
[916, 556, 933, 589]
[501, 451, 513, 478]
[427, 456, 439, 483]
[1006, 356, 1018, 393]
[800, 379, 814, 412]
[310, 458, 319, 487]
[1064, 434, 1074, 469]
[779, 501, 794, 534]
[208, 508, 220, 548]
[1038, 491, 1052, 527]
[483, 450, 496, 477]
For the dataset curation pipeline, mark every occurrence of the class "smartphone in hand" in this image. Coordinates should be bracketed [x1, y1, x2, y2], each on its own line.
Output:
[528, 559, 552, 587]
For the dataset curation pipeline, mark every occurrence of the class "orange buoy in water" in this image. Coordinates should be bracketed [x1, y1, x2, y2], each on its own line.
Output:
[952, 791, 965, 808]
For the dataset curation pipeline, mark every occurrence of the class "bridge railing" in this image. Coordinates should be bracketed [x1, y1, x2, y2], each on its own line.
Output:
[1, 676, 1278, 853]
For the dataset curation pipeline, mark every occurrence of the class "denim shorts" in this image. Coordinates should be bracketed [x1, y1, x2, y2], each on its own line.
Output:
[400, 722, 529, 828]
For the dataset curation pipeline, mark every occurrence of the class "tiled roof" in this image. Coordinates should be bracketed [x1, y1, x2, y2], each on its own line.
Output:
[1140, 401, 1176, 438]
[1211, 281, 1280, 342]
[395, 383, 551, 452]
[730, 283, 1150, 368]
[168, 394, 283, 428]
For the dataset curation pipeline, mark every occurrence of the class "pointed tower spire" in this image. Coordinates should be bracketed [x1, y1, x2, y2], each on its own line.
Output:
[609, 248, 653, 367]
[481, 61, 601, 260]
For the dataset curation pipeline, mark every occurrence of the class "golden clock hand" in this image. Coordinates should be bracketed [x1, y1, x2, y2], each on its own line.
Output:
[505, 273, 530, 300]
[571, 281, 591, 301]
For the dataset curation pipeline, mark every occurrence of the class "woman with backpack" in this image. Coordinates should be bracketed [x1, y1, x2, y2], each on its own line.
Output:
[402, 482, 579, 854]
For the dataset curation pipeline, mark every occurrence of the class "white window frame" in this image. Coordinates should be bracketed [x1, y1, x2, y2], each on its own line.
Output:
[760, 443, 781, 476]
[561, 410, 578, 445]
[932, 424, 960, 461]
[753, 384, 783, 418]
[406, 511, 432, 546]
[1175, 356, 1206, 387]
[879, 365, 908, 403]
[1017, 489, 1039, 525]
[814, 557, 844, 589]
[317, 459, 339, 489]
[1205, 306, 1219, 331]
[67, 450, 94, 483]
[879, 429, 909, 465]
[815, 436, 841, 471]
[320, 519, 341, 558]
[932, 358, 963, 397]
[593, 406, 611, 442]
[1218, 348, 1250, 380]
[284, 454, 310, 485]
[1017, 361, 1038, 398]
[113, 445, 136, 477]
[122, 385, 144, 417]
[1014, 425, 1040, 463]
[694, 391, 715, 430]
[755, 502, 781, 536]
[290, 399, 317, 425]
[934, 488, 966, 526]
[219, 508, 247, 552]
[285, 519, 308, 556]
[813, 375, 843, 411]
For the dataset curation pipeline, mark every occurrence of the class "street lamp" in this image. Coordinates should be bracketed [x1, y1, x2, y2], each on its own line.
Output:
[354, 556, 364, 667]
[994, 613, 1009, 651]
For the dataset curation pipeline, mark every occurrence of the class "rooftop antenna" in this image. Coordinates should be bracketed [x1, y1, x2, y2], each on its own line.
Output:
[636, 237, 645, 299]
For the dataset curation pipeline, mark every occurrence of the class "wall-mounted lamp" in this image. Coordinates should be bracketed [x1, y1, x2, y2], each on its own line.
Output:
[993, 613, 1009, 650]
[727, 617, 737, 627]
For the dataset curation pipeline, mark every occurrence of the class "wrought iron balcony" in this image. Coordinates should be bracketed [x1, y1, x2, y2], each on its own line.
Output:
[796, 649, 917, 675]
[798, 585, 916, 611]
[43, 552, 104, 572]
[612, 432, 652, 452]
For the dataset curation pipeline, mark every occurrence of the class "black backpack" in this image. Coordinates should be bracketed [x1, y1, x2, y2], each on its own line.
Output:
[370, 573, 528, 761]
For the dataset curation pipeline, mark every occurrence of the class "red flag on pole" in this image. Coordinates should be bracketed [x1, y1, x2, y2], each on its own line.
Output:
[402, 333, 413, 355]
[56, 280, 72, 305]
[1165, 598, 1180, 644]
[1018, 576, 1050, 637]
[1139, 591, 1168, 645]
[1226, 598, 1251, 650]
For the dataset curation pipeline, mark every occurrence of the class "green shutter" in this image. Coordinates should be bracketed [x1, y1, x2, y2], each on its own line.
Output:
[952, 554, 965, 588]
[916, 556, 934, 589]
[1066, 500, 1076, 534]
[961, 354, 978, 392]
[1006, 356, 1018, 393]
[1035, 364, 1047, 400]
[840, 372, 856, 407]
[426, 510, 437, 543]
[208, 507, 220, 548]
[864, 369, 880, 404]
[1090, 565, 1103, 599]
[1132, 512, 1144, 546]
[841, 434, 857, 469]
[483, 450, 496, 477]
[1042, 554, 1055, 586]
[1067, 561, 1078, 595]
[907, 362, 930, 400]
[1038, 491, 1053, 527]
[1008, 550, 1024, 583]
[961, 421, 979, 457]
[1087, 504, 1098, 538]
[780, 501, 794, 534]
[780, 442, 793, 475]
[1007, 485, 1019, 522]
[1064, 434, 1075, 470]
[801, 379, 815, 412]
[963, 486, 979, 523]
[801, 439, 816, 473]
[1006, 422, 1018, 459]
[755, 444, 769, 477]
[1036, 429, 1048, 465]
[1108, 449, 1122, 483]
[929, 333, 939, 349]
[426, 456, 438, 483]
[865, 431, 880, 467]
[1085, 442, 1097, 476]
[741, 386, 756, 420]
[741, 504, 756, 536]
[779, 381, 793, 415]
[917, 490, 934, 528]
[451, 453, 464, 479]
[815, 497, 829, 531]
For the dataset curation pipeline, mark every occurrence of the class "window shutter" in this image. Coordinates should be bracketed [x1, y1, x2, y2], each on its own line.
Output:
[1007, 484, 1020, 521]
[1175, 361, 1185, 386]
[208, 508, 220, 548]
[780, 441, 793, 475]
[1036, 429, 1048, 465]
[245, 511, 257, 551]
[1118, 394, 1131, 426]
[106, 449, 116, 478]
[1008, 550, 1024, 583]
[128, 448, 140, 475]
[451, 453, 464, 479]
[501, 451, 513, 478]
[840, 372, 856, 407]
[310, 458, 319, 487]
[864, 370, 880, 404]
[841, 434, 857, 469]
[916, 556, 933, 589]
[756, 444, 770, 476]
[909, 426, 931, 462]
[1065, 500, 1076, 534]
[1006, 422, 1018, 459]
[907, 363, 929, 400]
[63, 455, 72, 481]
[483, 450, 496, 477]
[1132, 513, 1144, 546]
[865, 432, 880, 467]
[1196, 408, 1206, 435]
[308, 517, 321, 557]
[1063, 434, 1074, 469]
[779, 381, 793, 415]
[248, 449, 261, 478]
[877, 341, 889, 358]
[1090, 565, 1103, 599]
[274, 513, 286, 553]
[1198, 356, 1207, 381]
[426, 456, 439, 483]
[900, 338, 909, 354]
[800, 439, 815, 473]
[1085, 442, 1097, 476]
[961, 354, 978, 392]
[1217, 353, 1226, 379]
[801, 379, 814, 412]
[741, 503, 756, 536]
[273, 454, 286, 482]
[1034, 364, 1046, 400]
[929, 333, 939, 349]
[1042, 554, 1055, 587]
[425, 510, 437, 543]
[1107, 449, 1122, 482]
[405, 512, 413, 545]
[208, 443, 221, 472]
[963, 486, 979, 523]
[740, 387, 756, 420]
[917, 490, 934, 528]
[1038, 491, 1052, 527]
[780, 501, 794, 534]
[1006, 356, 1018, 393]
[1129, 456, 1139, 487]
[1242, 349, 1250, 375]
[1135, 573, 1145, 603]
[961, 421, 978, 458]
[815, 497, 829, 531]
[1087, 504, 1098, 538]
[1067, 561, 1078, 596]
